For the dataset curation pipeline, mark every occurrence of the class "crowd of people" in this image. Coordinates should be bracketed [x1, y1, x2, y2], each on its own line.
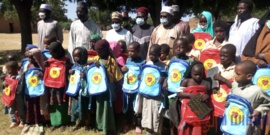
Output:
[2, 0, 270, 135]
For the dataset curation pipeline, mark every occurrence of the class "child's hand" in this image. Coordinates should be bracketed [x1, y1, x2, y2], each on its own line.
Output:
[2, 81, 8, 87]
[44, 61, 49, 67]
[162, 78, 168, 91]
[223, 101, 230, 108]
[69, 69, 75, 75]
[35, 71, 43, 78]
[137, 74, 141, 80]
[213, 73, 222, 81]
[200, 94, 209, 101]
[121, 66, 129, 72]
[80, 73, 85, 78]
[249, 110, 261, 125]
[256, 53, 265, 60]
[94, 61, 100, 68]
[257, 60, 267, 68]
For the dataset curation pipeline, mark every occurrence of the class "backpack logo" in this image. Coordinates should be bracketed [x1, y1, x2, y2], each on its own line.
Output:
[126, 73, 136, 85]
[170, 69, 182, 82]
[69, 74, 77, 85]
[4, 86, 11, 96]
[28, 76, 39, 87]
[194, 39, 205, 50]
[258, 76, 270, 90]
[203, 59, 216, 70]
[49, 67, 60, 78]
[91, 72, 102, 84]
[228, 106, 244, 124]
[213, 88, 227, 102]
[145, 73, 156, 86]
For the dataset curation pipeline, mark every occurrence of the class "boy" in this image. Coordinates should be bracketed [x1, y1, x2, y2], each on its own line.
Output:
[172, 38, 193, 64]
[226, 60, 270, 134]
[160, 44, 170, 66]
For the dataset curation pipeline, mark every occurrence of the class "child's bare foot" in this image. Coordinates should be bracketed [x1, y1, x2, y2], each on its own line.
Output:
[135, 127, 142, 134]
[60, 125, 66, 132]
[50, 126, 57, 131]
[18, 123, 24, 128]
[9, 123, 18, 128]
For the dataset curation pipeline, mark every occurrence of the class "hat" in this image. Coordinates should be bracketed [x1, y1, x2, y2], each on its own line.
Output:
[160, 6, 173, 15]
[137, 7, 149, 14]
[40, 4, 51, 11]
[172, 5, 179, 12]
[111, 11, 122, 21]
[90, 34, 102, 42]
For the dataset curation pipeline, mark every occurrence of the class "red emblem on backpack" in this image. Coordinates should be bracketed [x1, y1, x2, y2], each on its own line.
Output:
[2, 76, 18, 107]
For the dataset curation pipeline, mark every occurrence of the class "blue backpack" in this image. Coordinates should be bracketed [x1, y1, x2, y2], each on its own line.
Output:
[24, 68, 45, 97]
[42, 50, 52, 59]
[220, 94, 253, 135]
[21, 58, 29, 72]
[167, 59, 189, 93]
[122, 65, 141, 94]
[139, 64, 162, 97]
[86, 63, 108, 95]
[252, 65, 270, 95]
[66, 65, 82, 96]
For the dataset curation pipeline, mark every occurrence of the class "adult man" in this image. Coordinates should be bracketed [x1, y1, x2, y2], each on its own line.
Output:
[229, 0, 259, 61]
[171, 5, 190, 34]
[106, 12, 133, 45]
[132, 7, 155, 60]
[147, 6, 184, 59]
[68, 2, 102, 58]
[37, 4, 63, 50]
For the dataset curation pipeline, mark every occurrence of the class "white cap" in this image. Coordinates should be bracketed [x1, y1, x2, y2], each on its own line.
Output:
[160, 6, 173, 15]
[40, 4, 51, 10]
[172, 5, 179, 12]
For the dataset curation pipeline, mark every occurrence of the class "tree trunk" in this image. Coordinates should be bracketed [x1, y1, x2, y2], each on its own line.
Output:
[12, 0, 33, 53]
[146, 0, 161, 26]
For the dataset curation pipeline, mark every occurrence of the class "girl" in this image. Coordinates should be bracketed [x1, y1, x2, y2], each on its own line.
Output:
[46, 42, 71, 131]
[160, 44, 171, 66]
[109, 41, 126, 67]
[69, 46, 90, 131]
[177, 61, 211, 135]
[25, 48, 44, 126]
[192, 11, 214, 38]
[94, 39, 123, 135]
[118, 40, 128, 61]
[2, 61, 25, 128]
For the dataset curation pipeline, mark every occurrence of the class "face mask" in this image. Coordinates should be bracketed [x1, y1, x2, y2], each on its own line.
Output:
[111, 23, 121, 31]
[160, 18, 169, 25]
[136, 18, 145, 26]
[39, 12, 46, 20]
[200, 25, 207, 30]
[267, 20, 270, 29]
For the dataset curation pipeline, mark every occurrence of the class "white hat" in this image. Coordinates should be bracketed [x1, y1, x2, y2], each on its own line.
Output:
[40, 4, 51, 10]
[172, 5, 179, 12]
[160, 6, 173, 15]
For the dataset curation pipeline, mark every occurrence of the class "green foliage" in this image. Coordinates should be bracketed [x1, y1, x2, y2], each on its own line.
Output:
[88, 7, 111, 26]
[59, 19, 73, 30]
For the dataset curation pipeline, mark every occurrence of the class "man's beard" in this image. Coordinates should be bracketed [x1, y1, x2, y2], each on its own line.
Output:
[238, 11, 252, 23]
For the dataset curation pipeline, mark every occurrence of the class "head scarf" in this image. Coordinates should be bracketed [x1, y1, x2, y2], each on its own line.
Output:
[29, 48, 44, 70]
[95, 39, 116, 59]
[192, 11, 214, 38]
[183, 61, 205, 79]
[49, 42, 65, 59]
[73, 46, 88, 65]
[109, 41, 121, 56]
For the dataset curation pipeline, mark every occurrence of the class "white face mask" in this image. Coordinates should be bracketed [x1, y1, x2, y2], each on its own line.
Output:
[111, 23, 121, 31]
[160, 18, 169, 25]
[39, 12, 46, 20]
[267, 20, 270, 29]
[136, 18, 145, 26]
[200, 25, 207, 30]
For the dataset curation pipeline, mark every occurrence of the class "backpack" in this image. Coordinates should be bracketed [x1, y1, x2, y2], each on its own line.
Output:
[193, 32, 213, 51]
[200, 48, 220, 74]
[167, 59, 189, 93]
[21, 58, 29, 72]
[66, 65, 82, 96]
[220, 94, 253, 135]
[86, 63, 108, 95]
[122, 65, 141, 94]
[252, 65, 270, 95]
[41, 50, 52, 59]
[24, 68, 45, 97]
[43, 57, 68, 88]
[2, 76, 18, 107]
[139, 64, 162, 98]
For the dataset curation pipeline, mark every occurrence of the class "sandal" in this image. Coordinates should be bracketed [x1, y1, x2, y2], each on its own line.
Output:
[60, 125, 66, 132]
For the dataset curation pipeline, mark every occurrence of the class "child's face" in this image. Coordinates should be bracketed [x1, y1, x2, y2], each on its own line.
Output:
[73, 49, 82, 63]
[43, 38, 50, 49]
[220, 48, 233, 66]
[149, 48, 160, 62]
[128, 45, 139, 59]
[234, 65, 250, 84]
[6, 67, 17, 76]
[214, 27, 225, 41]
[160, 50, 168, 61]
[119, 42, 126, 53]
[174, 40, 188, 57]
[199, 15, 207, 27]
[191, 66, 204, 82]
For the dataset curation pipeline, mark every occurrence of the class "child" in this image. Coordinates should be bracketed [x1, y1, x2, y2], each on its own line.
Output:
[69, 46, 89, 131]
[177, 61, 211, 135]
[118, 40, 129, 62]
[2, 61, 25, 128]
[121, 41, 145, 133]
[46, 42, 71, 131]
[172, 38, 194, 64]
[141, 44, 167, 135]
[201, 20, 228, 51]
[109, 41, 126, 67]
[160, 44, 171, 66]
[1, 53, 17, 81]
[192, 11, 214, 38]
[25, 48, 44, 126]
[183, 34, 198, 60]
[225, 60, 270, 135]
[90, 34, 102, 50]
[93, 39, 123, 134]
[42, 35, 56, 60]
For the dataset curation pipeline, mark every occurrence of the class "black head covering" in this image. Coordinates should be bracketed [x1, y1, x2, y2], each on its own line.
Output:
[49, 42, 65, 59]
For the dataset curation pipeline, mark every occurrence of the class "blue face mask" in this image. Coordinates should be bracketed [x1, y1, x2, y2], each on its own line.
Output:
[111, 23, 120, 31]
[160, 18, 169, 25]
[267, 20, 270, 29]
[136, 18, 145, 26]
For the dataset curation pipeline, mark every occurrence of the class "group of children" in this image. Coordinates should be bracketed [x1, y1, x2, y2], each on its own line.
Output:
[2, 22, 270, 135]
